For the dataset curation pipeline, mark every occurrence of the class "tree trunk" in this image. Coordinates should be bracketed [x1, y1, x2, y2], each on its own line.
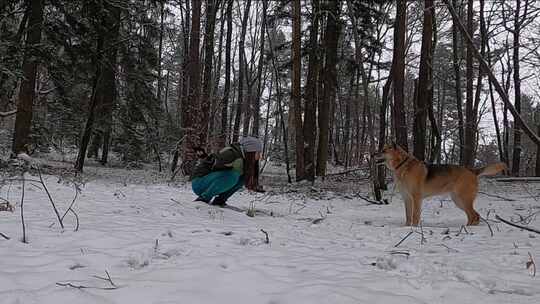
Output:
[156, 1, 165, 104]
[11, 0, 44, 155]
[536, 122, 540, 176]
[303, 0, 319, 182]
[100, 4, 121, 165]
[220, 0, 233, 147]
[427, 8, 440, 163]
[266, 23, 292, 183]
[181, 0, 202, 169]
[413, 0, 434, 161]
[511, 0, 522, 176]
[316, 0, 341, 176]
[252, 0, 268, 137]
[393, 0, 408, 151]
[451, 0, 465, 164]
[292, 0, 304, 181]
[209, 3, 226, 142]
[463, 0, 475, 167]
[200, 0, 217, 147]
[232, 0, 251, 142]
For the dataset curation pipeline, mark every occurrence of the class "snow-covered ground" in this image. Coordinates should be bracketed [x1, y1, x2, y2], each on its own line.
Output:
[1, 165, 539, 304]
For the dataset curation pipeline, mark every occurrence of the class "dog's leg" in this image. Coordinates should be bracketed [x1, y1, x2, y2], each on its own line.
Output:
[402, 193, 412, 226]
[451, 192, 480, 226]
[410, 193, 422, 226]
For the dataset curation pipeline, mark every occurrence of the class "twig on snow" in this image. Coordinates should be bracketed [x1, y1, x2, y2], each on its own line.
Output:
[260, 229, 270, 244]
[496, 215, 540, 234]
[56, 282, 118, 290]
[92, 270, 117, 287]
[456, 225, 470, 236]
[527, 252, 536, 277]
[0, 232, 9, 240]
[480, 216, 494, 237]
[478, 191, 515, 201]
[388, 250, 410, 256]
[356, 194, 388, 205]
[37, 167, 64, 229]
[21, 173, 27, 243]
[59, 185, 80, 231]
[439, 244, 460, 253]
[394, 231, 414, 248]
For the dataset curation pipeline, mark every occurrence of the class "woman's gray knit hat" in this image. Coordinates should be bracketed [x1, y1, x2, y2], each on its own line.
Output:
[239, 136, 263, 153]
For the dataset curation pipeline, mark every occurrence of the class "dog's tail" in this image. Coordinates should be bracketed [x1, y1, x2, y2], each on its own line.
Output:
[471, 162, 507, 177]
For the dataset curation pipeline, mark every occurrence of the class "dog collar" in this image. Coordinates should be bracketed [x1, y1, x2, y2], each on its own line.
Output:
[395, 157, 409, 170]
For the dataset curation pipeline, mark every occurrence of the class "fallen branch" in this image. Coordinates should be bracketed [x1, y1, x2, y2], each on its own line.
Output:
[478, 191, 515, 201]
[495, 215, 540, 234]
[0, 232, 9, 240]
[324, 167, 369, 177]
[260, 229, 270, 244]
[356, 194, 388, 205]
[56, 282, 118, 290]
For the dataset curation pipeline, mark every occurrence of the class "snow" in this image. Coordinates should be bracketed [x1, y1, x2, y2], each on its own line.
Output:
[1, 168, 539, 304]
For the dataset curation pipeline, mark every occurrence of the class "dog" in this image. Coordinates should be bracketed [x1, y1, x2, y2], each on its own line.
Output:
[373, 143, 507, 226]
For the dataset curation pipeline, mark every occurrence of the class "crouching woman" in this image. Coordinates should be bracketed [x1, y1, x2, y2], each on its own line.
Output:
[191, 137, 263, 206]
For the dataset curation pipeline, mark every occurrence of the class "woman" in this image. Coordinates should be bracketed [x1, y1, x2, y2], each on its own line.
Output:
[191, 136, 263, 206]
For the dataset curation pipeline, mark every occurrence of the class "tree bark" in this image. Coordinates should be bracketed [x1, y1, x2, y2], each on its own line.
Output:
[511, 0, 522, 176]
[413, 0, 434, 161]
[220, 0, 233, 147]
[451, 0, 465, 164]
[11, 0, 44, 155]
[303, 0, 319, 182]
[393, 0, 408, 151]
[252, 0, 268, 137]
[292, 0, 304, 181]
[316, 0, 341, 176]
[181, 0, 202, 167]
[200, 0, 217, 147]
[232, 0, 251, 142]
[463, 0, 475, 167]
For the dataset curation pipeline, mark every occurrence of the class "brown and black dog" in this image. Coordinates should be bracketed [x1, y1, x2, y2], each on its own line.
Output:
[374, 143, 507, 226]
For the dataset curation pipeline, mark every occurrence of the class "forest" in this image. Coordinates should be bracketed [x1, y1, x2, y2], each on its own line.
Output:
[1, 1, 540, 303]
[1, 0, 539, 182]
